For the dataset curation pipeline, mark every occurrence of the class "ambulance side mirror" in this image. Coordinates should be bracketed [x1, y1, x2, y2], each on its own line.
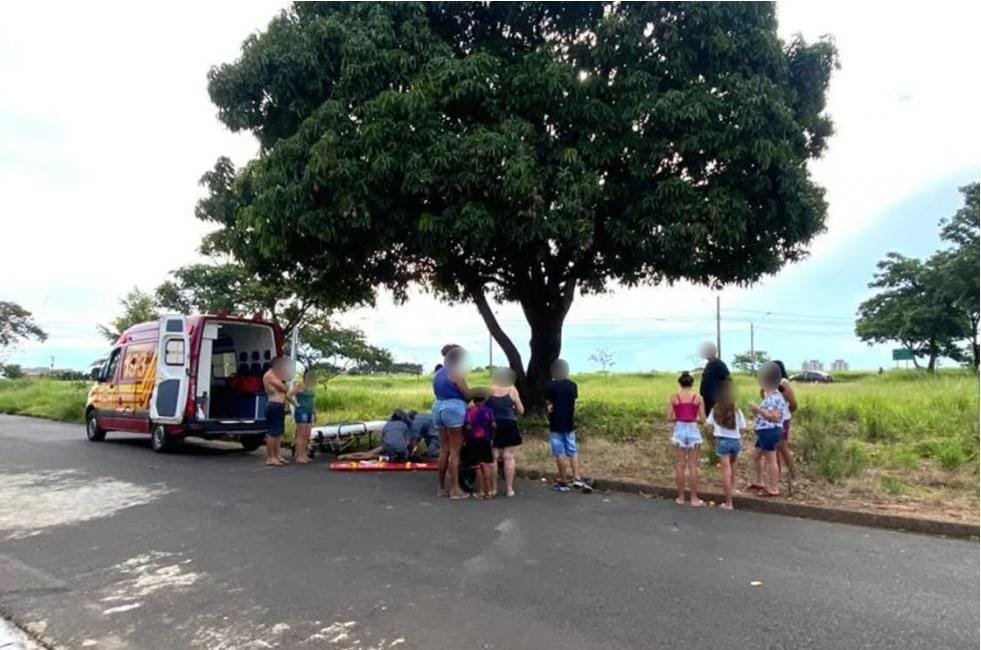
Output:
[90, 367, 102, 382]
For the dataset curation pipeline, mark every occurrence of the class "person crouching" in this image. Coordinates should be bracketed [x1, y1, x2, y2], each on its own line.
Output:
[380, 410, 413, 461]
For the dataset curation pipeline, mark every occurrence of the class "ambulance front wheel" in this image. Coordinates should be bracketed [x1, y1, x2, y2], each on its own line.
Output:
[151, 424, 176, 453]
[240, 435, 264, 452]
[86, 411, 106, 442]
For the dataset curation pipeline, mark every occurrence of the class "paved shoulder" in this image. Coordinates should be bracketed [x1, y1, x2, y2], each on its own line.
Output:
[1, 415, 978, 649]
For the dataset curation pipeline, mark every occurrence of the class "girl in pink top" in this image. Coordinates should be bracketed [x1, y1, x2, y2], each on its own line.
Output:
[666, 371, 706, 506]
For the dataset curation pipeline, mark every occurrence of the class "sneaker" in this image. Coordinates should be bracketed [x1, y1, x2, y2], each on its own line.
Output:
[553, 481, 570, 492]
[571, 478, 593, 493]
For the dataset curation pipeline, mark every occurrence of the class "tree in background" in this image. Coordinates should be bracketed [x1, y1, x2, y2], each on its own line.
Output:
[856, 184, 979, 371]
[198, 3, 837, 406]
[156, 261, 344, 338]
[934, 183, 979, 368]
[1, 364, 24, 379]
[856, 254, 965, 372]
[0, 300, 48, 362]
[588, 348, 615, 372]
[294, 313, 394, 378]
[731, 350, 769, 374]
[97, 287, 159, 342]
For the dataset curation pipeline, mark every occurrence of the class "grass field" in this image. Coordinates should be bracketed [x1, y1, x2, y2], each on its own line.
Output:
[1, 370, 977, 521]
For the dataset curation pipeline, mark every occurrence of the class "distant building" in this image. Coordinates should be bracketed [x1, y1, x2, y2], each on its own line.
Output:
[802, 359, 824, 372]
[831, 359, 849, 372]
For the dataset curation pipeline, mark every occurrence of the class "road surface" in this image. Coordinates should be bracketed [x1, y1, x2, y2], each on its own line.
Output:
[0, 415, 977, 649]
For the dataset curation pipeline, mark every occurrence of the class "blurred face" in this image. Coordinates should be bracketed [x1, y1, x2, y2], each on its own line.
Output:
[699, 342, 717, 360]
[758, 362, 781, 390]
[551, 360, 569, 379]
[492, 367, 515, 387]
[444, 347, 471, 375]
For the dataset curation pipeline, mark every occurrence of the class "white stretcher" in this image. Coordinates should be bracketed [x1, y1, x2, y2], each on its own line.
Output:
[310, 420, 387, 454]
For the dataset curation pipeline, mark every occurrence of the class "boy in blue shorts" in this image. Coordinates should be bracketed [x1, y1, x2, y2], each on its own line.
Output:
[544, 359, 589, 492]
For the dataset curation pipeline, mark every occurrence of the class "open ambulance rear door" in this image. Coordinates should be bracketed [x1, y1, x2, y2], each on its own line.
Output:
[149, 315, 190, 424]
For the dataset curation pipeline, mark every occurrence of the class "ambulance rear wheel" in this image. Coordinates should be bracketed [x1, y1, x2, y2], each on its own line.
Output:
[240, 435, 264, 452]
[86, 411, 106, 442]
[151, 424, 176, 453]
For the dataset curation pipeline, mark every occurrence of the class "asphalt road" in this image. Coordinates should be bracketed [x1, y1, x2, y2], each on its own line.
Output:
[0, 415, 977, 650]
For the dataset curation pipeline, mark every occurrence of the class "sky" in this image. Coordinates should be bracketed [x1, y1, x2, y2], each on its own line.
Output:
[0, 2, 978, 373]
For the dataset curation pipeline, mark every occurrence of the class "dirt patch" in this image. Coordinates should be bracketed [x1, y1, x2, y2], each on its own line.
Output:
[514, 433, 979, 525]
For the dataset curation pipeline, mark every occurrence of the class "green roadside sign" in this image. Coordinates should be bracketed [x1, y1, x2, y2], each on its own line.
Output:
[892, 348, 914, 361]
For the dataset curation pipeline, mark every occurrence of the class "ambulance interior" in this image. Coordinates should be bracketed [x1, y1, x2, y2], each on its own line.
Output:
[198, 321, 278, 420]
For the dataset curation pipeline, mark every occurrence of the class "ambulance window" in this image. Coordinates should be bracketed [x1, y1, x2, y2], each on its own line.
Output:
[164, 339, 185, 366]
[104, 349, 122, 382]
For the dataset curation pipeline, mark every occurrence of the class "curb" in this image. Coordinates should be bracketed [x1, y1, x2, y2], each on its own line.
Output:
[515, 468, 980, 540]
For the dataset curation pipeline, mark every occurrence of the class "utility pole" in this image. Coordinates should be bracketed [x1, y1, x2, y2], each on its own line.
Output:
[488, 332, 493, 374]
[750, 322, 755, 373]
[715, 295, 721, 357]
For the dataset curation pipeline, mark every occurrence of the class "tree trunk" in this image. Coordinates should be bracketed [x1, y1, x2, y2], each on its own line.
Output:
[469, 279, 576, 411]
[522, 310, 565, 411]
[470, 287, 525, 384]
[926, 339, 938, 372]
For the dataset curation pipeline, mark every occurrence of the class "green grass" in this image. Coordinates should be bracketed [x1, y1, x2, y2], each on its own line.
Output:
[2, 369, 977, 504]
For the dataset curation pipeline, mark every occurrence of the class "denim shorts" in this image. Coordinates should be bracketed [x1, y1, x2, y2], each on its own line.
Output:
[432, 398, 467, 429]
[671, 422, 702, 449]
[715, 437, 741, 457]
[549, 431, 577, 457]
[294, 409, 314, 424]
[755, 426, 782, 452]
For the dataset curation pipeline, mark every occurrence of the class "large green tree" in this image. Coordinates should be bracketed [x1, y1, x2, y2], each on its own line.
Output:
[0, 300, 47, 361]
[855, 254, 966, 371]
[935, 183, 979, 368]
[200, 2, 837, 404]
[97, 287, 159, 342]
[156, 261, 330, 337]
[856, 184, 980, 371]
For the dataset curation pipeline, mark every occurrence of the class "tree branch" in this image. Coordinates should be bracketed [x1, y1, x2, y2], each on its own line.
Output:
[468, 284, 525, 381]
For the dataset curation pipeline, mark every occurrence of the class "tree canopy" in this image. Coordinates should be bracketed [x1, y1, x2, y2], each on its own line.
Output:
[0, 300, 47, 361]
[856, 183, 980, 371]
[200, 2, 837, 403]
[97, 287, 159, 342]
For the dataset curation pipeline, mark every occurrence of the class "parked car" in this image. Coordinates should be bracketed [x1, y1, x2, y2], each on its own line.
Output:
[790, 370, 833, 383]
[86, 313, 284, 453]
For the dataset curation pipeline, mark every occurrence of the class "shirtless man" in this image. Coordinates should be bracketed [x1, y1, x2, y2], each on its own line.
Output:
[262, 356, 290, 466]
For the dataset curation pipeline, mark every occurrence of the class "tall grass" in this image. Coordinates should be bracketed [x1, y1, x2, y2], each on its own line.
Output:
[2, 369, 977, 481]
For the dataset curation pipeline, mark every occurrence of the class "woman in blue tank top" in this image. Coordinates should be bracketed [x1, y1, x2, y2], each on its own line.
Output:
[432, 344, 470, 499]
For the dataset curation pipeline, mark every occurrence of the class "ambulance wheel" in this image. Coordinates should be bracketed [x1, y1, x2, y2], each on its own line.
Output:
[86, 411, 106, 442]
[151, 424, 176, 453]
[240, 435, 264, 452]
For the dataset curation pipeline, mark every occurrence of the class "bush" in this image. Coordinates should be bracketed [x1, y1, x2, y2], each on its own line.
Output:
[796, 428, 868, 482]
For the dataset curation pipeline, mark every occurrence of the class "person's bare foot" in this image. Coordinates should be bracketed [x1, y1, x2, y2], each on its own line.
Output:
[297, 457, 311, 465]
[506, 489, 516, 498]
[690, 498, 706, 507]
[675, 497, 686, 506]
[437, 489, 449, 497]
[720, 503, 734, 510]
[449, 492, 470, 501]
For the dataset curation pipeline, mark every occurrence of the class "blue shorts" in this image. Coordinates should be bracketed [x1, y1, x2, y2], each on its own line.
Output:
[294, 409, 314, 424]
[265, 402, 285, 437]
[755, 427, 782, 452]
[715, 437, 741, 457]
[432, 398, 466, 430]
[549, 431, 577, 457]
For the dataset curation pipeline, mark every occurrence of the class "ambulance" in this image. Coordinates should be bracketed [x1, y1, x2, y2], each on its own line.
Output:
[85, 314, 284, 452]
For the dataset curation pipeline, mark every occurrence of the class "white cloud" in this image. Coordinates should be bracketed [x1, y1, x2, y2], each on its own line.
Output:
[1, 2, 977, 370]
